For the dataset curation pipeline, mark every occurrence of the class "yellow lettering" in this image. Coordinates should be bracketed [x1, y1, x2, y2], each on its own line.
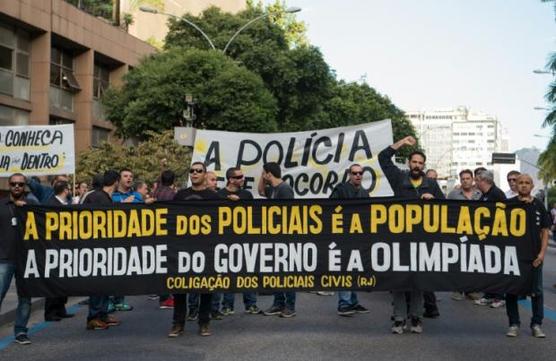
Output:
[23, 212, 38, 240]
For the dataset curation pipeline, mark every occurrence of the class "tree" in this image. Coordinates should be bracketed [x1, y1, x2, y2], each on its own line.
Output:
[538, 52, 556, 182]
[76, 130, 191, 186]
[101, 2, 417, 159]
[310, 81, 418, 158]
[538, 138, 556, 183]
[103, 48, 277, 138]
[164, 6, 334, 131]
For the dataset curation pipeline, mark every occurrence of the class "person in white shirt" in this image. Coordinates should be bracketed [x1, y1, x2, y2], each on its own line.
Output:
[504, 170, 520, 198]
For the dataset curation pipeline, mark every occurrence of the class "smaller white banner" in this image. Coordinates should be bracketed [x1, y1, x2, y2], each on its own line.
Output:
[0, 124, 75, 177]
[191, 120, 394, 198]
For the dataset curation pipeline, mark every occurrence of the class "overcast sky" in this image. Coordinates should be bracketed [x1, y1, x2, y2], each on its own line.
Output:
[271, 0, 556, 151]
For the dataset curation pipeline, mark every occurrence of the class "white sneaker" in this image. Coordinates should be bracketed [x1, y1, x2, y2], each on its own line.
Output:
[391, 321, 405, 334]
[506, 325, 519, 337]
[531, 324, 546, 338]
[474, 297, 491, 306]
[490, 299, 505, 308]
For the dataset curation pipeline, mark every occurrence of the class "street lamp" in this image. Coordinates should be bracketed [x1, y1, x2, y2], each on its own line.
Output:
[139, 6, 216, 50]
[222, 7, 302, 54]
[534, 106, 551, 111]
[139, 6, 302, 55]
[533, 69, 554, 75]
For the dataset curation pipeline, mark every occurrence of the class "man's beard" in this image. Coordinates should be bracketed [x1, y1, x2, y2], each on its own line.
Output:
[410, 168, 423, 179]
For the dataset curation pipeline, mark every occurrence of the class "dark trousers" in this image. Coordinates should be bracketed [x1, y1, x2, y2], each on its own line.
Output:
[44, 297, 68, 318]
[423, 292, 438, 314]
[173, 293, 212, 326]
[506, 266, 544, 327]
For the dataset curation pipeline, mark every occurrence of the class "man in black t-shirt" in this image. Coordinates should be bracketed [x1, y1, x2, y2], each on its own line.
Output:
[83, 170, 122, 331]
[169, 162, 218, 338]
[0, 173, 38, 345]
[257, 162, 296, 318]
[211, 167, 261, 317]
[505, 174, 550, 338]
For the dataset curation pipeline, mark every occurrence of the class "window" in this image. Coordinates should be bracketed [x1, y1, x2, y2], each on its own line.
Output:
[0, 104, 29, 125]
[49, 117, 73, 125]
[50, 47, 80, 92]
[0, 25, 30, 100]
[93, 64, 110, 99]
[92, 126, 110, 147]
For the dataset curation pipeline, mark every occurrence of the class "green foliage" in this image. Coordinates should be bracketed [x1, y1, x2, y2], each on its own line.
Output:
[103, 48, 277, 138]
[65, 0, 112, 20]
[145, 36, 164, 50]
[101, 2, 416, 161]
[164, 7, 333, 132]
[122, 13, 134, 32]
[310, 81, 418, 159]
[263, 0, 308, 47]
[540, 52, 556, 184]
[538, 137, 556, 183]
[76, 130, 191, 186]
[547, 185, 556, 207]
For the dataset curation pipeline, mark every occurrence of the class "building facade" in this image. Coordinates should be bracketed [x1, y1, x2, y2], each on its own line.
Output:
[0, 0, 156, 155]
[121, 0, 246, 45]
[406, 106, 513, 187]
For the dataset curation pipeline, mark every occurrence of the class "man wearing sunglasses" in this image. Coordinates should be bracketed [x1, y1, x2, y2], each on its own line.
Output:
[330, 164, 371, 316]
[211, 167, 261, 317]
[0, 173, 38, 345]
[170, 162, 219, 338]
[504, 170, 520, 199]
[378, 136, 444, 335]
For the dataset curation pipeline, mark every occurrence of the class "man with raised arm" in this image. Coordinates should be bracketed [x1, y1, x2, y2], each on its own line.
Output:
[378, 136, 444, 335]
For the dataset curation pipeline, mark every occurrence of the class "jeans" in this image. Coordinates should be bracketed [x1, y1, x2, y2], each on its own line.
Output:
[212, 292, 257, 312]
[273, 292, 296, 310]
[88, 296, 109, 321]
[506, 266, 544, 327]
[0, 261, 31, 335]
[174, 293, 212, 326]
[392, 291, 423, 321]
[338, 291, 358, 310]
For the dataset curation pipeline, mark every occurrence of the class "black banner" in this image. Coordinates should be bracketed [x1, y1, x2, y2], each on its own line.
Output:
[15, 199, 535, 297]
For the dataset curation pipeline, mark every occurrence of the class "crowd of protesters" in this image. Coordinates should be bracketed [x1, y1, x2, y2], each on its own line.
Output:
[0, 136, 553, 344]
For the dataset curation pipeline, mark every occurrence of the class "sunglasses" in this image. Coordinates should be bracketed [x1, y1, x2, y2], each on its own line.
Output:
[230, 175, 244, 180]
[10, 182, 25, 187]
[507, 178, 517, 182]
[189, 168, 205, 174]
[351, 172, 363, 176]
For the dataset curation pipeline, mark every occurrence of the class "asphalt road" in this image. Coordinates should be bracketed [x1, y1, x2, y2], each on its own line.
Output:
[1, 246, 556, 361]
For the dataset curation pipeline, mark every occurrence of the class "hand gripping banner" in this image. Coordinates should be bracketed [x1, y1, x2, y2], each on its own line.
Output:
[15, 199, 535, 297]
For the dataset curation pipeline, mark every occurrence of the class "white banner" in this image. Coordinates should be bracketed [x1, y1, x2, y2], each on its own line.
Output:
[191, 120, 394, 198]
[0, 124, 75, 177]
